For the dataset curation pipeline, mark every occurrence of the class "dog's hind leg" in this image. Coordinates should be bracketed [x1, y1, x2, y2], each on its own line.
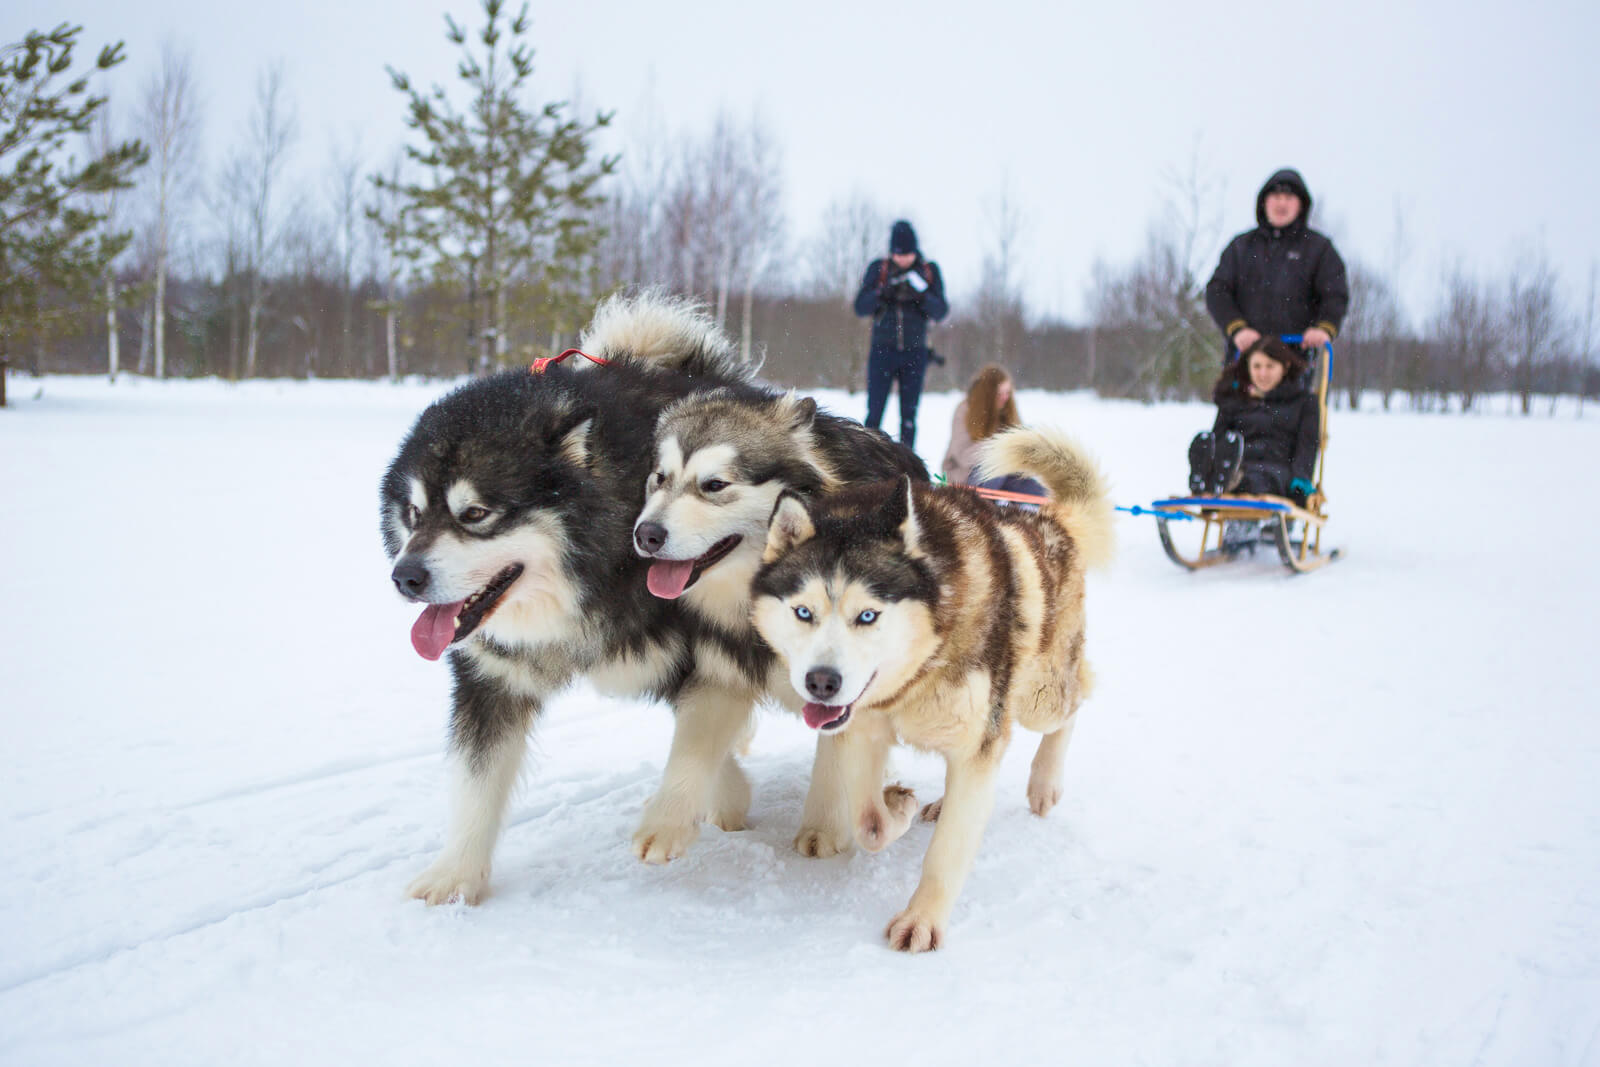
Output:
[633, 680, 756, 864]
[408, 679, 537, 906]
[1026, 715, 1076, 816]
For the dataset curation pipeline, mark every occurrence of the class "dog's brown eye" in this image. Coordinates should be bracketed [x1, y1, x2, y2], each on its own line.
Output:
[459, 506, 490, 524]
[702, 479, 729, 493]
[650, 472, 665, 487]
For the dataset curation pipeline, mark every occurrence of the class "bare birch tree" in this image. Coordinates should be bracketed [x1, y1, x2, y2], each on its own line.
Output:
[1432, 265, 1503, 413]
[1505, 247, 1566, 416]
[972, 176, 1027, 378]
[802, 191, 884, 300]
[88, 108, 127, 380]
[242, 63, 297, 378]
[138, 41, 200, 379]
[327, 130, 364, 372]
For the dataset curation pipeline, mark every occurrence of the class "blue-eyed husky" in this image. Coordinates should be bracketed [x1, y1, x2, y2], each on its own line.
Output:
[750, 428, 1114, 951]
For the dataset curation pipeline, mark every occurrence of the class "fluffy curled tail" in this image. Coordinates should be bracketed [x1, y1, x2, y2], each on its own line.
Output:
[579, 289, 757, 381]
[974, 427, 1115, 571]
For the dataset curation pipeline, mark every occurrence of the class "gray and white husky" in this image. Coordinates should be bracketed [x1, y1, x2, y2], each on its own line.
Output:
[628, 389, 928, 861]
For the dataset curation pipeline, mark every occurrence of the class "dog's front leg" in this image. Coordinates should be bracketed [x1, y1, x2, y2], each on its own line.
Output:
[794, 734, 853, 857]
[885, 751, 1001, 952]
[837, 715, 918, 854]
[633, 680, 756, 864]
[409, 671, 538, 906]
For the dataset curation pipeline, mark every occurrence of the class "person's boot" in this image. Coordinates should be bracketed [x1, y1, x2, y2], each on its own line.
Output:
[1212, 432, 1245, 494]
[1187, 433, 1214, 495]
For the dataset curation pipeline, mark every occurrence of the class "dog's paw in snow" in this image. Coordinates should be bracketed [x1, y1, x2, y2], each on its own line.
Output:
[632, 818, 699, 864]
[407, 859, 490, 906]
[793, 825, 850, 858]
[1026, 779, 1062, 816]
[885, 907, 945, 953]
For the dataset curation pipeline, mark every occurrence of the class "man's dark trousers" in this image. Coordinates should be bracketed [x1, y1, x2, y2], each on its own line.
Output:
[865, 346, 928, 449]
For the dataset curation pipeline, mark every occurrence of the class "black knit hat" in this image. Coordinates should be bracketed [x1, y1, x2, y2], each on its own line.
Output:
[889, 220, 918, 254]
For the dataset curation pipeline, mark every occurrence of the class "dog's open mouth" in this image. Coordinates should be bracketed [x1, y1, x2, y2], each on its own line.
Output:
[802, 703, 852, 731]
[645, 535, 741, 599]
[409, 563, 525, 661]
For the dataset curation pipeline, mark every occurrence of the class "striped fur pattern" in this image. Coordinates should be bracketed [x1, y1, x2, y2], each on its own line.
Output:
[751, 429, 1113, 952]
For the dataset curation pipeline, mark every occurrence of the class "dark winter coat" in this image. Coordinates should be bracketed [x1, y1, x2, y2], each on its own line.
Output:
[853, 255, 949, 354]
[1211, 375, 1320, 485]
[1205, 169, 1349, 361]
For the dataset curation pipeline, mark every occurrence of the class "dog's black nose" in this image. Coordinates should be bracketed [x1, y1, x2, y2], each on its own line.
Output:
[635, 522, 668, 554]
[805, 667, 842, 701]
[392, 559, 430, 598]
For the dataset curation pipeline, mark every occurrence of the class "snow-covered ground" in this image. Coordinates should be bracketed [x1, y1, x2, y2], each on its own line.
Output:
[2, 374, 1597, 1066]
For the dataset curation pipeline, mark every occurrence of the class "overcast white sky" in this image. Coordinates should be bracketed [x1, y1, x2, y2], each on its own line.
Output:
[9, 0, 1599, 325]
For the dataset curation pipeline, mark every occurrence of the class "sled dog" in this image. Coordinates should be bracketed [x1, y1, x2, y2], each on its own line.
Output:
[629, 390, 928, 861]
[751, 428, 1114, 951]
[380, 293, 762, 905]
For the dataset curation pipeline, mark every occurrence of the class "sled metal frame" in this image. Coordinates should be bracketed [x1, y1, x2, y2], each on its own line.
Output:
[1153, 341, 1342, 575]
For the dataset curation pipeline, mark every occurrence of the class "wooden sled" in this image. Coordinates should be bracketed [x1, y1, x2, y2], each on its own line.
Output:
[1140, 340, 1343, 575]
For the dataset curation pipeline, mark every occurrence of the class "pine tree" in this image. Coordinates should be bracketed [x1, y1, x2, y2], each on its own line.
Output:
[0, 24, 146, 376]
[374, 0, 615, 373]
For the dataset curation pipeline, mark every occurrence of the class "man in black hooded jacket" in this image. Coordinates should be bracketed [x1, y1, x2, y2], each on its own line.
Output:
[1205, 168, 1348, 362]
[854, 219, 948, 448]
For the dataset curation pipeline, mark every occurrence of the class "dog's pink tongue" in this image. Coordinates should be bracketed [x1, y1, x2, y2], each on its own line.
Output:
[411, 601, 466, 661]
[803, 702, 846, 729]
[646, 559, 696, 599]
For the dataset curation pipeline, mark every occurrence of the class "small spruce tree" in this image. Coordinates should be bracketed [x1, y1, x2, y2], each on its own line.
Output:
[374, 0, 616, 373]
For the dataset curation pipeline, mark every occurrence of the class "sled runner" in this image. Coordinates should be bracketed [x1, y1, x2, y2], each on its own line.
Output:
[1134, 337, 1341, 574]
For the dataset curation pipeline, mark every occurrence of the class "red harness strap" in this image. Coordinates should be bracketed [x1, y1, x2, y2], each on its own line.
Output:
[530, 348, 611, 374]
[970, 485, 1050, 506]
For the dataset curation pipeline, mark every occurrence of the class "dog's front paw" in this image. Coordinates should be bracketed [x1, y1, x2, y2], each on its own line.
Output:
[793, 825, 850, 858]
[885, 907, 945, 953]
[407, 858, 490, 906]
[856, 785, 916, 853]
[632, 818, 699, 864]
[883, 783, 918, 821]
[919, 797, 943, 822]
[1027, 781, 1062, 816]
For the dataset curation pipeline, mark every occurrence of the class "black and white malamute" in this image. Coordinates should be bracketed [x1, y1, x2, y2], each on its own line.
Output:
[380, 294, 765, 904]
[629, 389, 927, 861]
[751, 429, 1115, 951]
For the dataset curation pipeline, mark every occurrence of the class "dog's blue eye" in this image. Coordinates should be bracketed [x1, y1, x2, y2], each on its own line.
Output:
[855, 609, 879, 625]
[794, 605, 813, 622]
[702, 479, 729, 493]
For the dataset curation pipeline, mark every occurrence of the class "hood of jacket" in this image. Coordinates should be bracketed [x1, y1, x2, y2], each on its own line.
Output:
[1255, 168, 1313, 232]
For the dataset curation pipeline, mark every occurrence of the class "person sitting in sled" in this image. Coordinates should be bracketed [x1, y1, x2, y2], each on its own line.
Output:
[942, 363, 1045, 500]
[1187, 337, 1319, 507]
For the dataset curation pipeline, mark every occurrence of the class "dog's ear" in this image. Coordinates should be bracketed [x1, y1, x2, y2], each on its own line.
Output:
[778, 393, 818, 433]
[764, 491, 816, 563]
[551, 405, 597, 468]
[885, 475, 925, 558]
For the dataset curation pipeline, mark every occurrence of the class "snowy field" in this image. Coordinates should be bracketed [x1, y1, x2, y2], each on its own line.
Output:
[2, 373, 1597, 1066]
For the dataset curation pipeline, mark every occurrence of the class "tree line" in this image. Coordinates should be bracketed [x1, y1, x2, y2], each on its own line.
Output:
[3, 7, 1596, 416]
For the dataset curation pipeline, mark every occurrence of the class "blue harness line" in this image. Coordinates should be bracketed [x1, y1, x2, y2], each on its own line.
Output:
[1116, 504, 1196, 521]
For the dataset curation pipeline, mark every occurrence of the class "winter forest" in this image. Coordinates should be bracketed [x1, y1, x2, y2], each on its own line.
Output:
[4, 5, 1597, 413]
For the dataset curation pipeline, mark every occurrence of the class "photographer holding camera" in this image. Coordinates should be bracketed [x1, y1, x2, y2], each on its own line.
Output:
[853, 219, 949, 449]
